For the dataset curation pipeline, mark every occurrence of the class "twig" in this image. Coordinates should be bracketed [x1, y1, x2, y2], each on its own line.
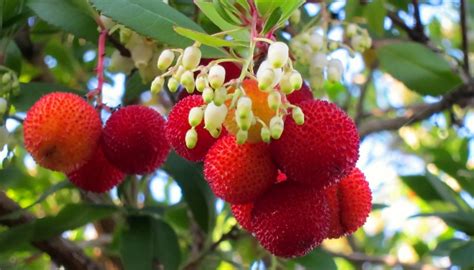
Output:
[326, 250, 445, 270]
[460, 0, 470, 74]
[387, 10, 429, 44]
[183, 225, 241, 270]
[355, 69, 374, 124]
[412, 0, 423, 35]
[358, 79, 474, 138]
[0, 191, 100, 270]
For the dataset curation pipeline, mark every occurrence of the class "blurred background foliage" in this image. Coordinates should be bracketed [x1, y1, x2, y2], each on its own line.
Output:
[0, 0, 473, 269]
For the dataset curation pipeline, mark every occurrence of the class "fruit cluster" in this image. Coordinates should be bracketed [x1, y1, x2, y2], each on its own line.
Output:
[23, 92, 170, 193]
[167, 79, 371, 257]
[0, 70, 20, 150]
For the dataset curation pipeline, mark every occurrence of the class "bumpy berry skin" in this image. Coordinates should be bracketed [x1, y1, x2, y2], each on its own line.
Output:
[67, 142, 125, 193]
[23, 92, 102, 173]
[325, 168, 372, 239]
[166, 95, 223, 161]
[224, 80, 276, 142]
[270, 99, 359, 189]
[252, 181, 329, 258]
[231, 203, 253, 232]
[103, 105, 170, 174]
[286, 83, 313, 105]
[204, 135, 277, 204]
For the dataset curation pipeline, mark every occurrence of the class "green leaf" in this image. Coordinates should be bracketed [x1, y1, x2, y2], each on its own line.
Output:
[90, 0, 225, 57]
[15, 83, 85, 112]
[294, 248, 337, 270]
[26, 0, 98, 41]
[0, 204, 118, 252]
[365, 0, 386, 36]
[195, 0, 249, 41]
[3, 39, 22, 74]
[377, 42, 462, 96]
[276, 0, 304, 25]
[262, 7, 282, 34]
[450, 240, 474, 267]
[163, 152, 215, 233]
[174, 26, 246, 47]
[401, 175, 444, 202]
[123, 72, 149, 105]
[121, 215, 181, 270]
[413, 212, 474, 236]
[255, 0, 285, 18]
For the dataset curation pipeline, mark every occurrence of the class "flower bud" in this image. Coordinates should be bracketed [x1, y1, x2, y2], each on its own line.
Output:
[328, 41, 339, 51]
[309, 33, 324, 51]
[270, 116, 284, 139]
[311, 52, 327, 70]
[151, 76, 164, 94]
[119, 27, 133, 44]
[292, 106, 305, 125]
[2, 73, 11, 84]
[327, 59, 343, 82]
[346, 23, 358, 38]
[202, 87, 214, 103]
[213, 87, 227, 106]
[290, 71, 303, 90]
[257, 68, 275, 91]
[157, 49, 175, 71]
[167, 77, 179, 93]
[268, 42, 289, 68]
[185, 128, 198, 149]
[0, 98, 7, 114]
[131, 43, 153, 69]
[279, 72, 294, 94]
[300, 33, 311, 43]
[290, 9, 301, 25]
[204, 102, 228, 132]
[109, 50, 134, 74]
[236, 129, 248, 144]
[188, 107, 204, 127]
[267, 91, 281, 110]
[310, 73, 325, 90]
[209, 128, 222, 138]
[182, 46, 201, 70]
[208, 65, 226, 89]
[257, 60, 282, 90]
[260, 126, 271, 143]
[195, 75, 208, 92]
[180, 70, 195, 93]
[237, 96, 252, 118]
[173, 65, 185, 81]
[236, 111, 253, 131]
[0, 126, 8, 149]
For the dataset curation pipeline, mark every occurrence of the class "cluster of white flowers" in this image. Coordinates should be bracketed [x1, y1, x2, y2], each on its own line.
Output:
[153, 41, 306, 147]
[290, 23, 372, 90]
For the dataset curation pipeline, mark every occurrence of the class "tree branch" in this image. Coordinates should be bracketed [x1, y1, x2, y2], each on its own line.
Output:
[358, 80, 474, 138]
[0, 191, 101, 270]
[460, 0, 470, 74]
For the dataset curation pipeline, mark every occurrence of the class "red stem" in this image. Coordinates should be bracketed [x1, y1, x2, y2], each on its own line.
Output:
[87, 19, 108, 109]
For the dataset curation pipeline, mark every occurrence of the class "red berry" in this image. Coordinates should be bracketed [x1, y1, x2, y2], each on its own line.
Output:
[231, 203, 253, 232]
[325, 168, 372, 239]
[286, 83, 313, 105]
[270, 99, 359, 189]
[204, 136, 277, 204]
[23, 92, 102, 173]
[67, 141, 125, 193]
[103, 105, 170, 174]
[166, 95, 222, 161]
[252, 181, 329, 258]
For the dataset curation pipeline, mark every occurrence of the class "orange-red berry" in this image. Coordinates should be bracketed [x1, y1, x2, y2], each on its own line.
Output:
[204, 135, 277, 204]
[103, 105, 170, 174]
[23, 92, 102, 173]
[231, 203, 253, 232]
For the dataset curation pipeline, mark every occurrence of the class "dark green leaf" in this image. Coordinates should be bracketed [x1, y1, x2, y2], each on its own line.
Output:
[450, 240, 474, 267]
[262, 8, 282, 34]
[174, 26, 246, 47]
[163, 152, 215, 233]
[377, 42, 462, 96]
[15, 83, 85, 112]
[123, 72, 149, 105]
[294, 248, 337, 270]
[121, 215, 181, 270]
[432, 238, 466, 256]
[27, 0, 98, 41]
[0, 204, 118, 252]
[195, 0, 248, 41]
[401, 175, 444, 202]
[3, 39, 22, 74]
[413, 212, 474, 236]
[365, 0, 386, 36]
[255, 0, 285, 18]
[90, 0, 225, 57]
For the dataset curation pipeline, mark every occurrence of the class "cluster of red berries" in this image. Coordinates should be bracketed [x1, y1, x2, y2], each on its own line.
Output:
[23, 92, 170, 193]
[166, 81, 371, 258]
